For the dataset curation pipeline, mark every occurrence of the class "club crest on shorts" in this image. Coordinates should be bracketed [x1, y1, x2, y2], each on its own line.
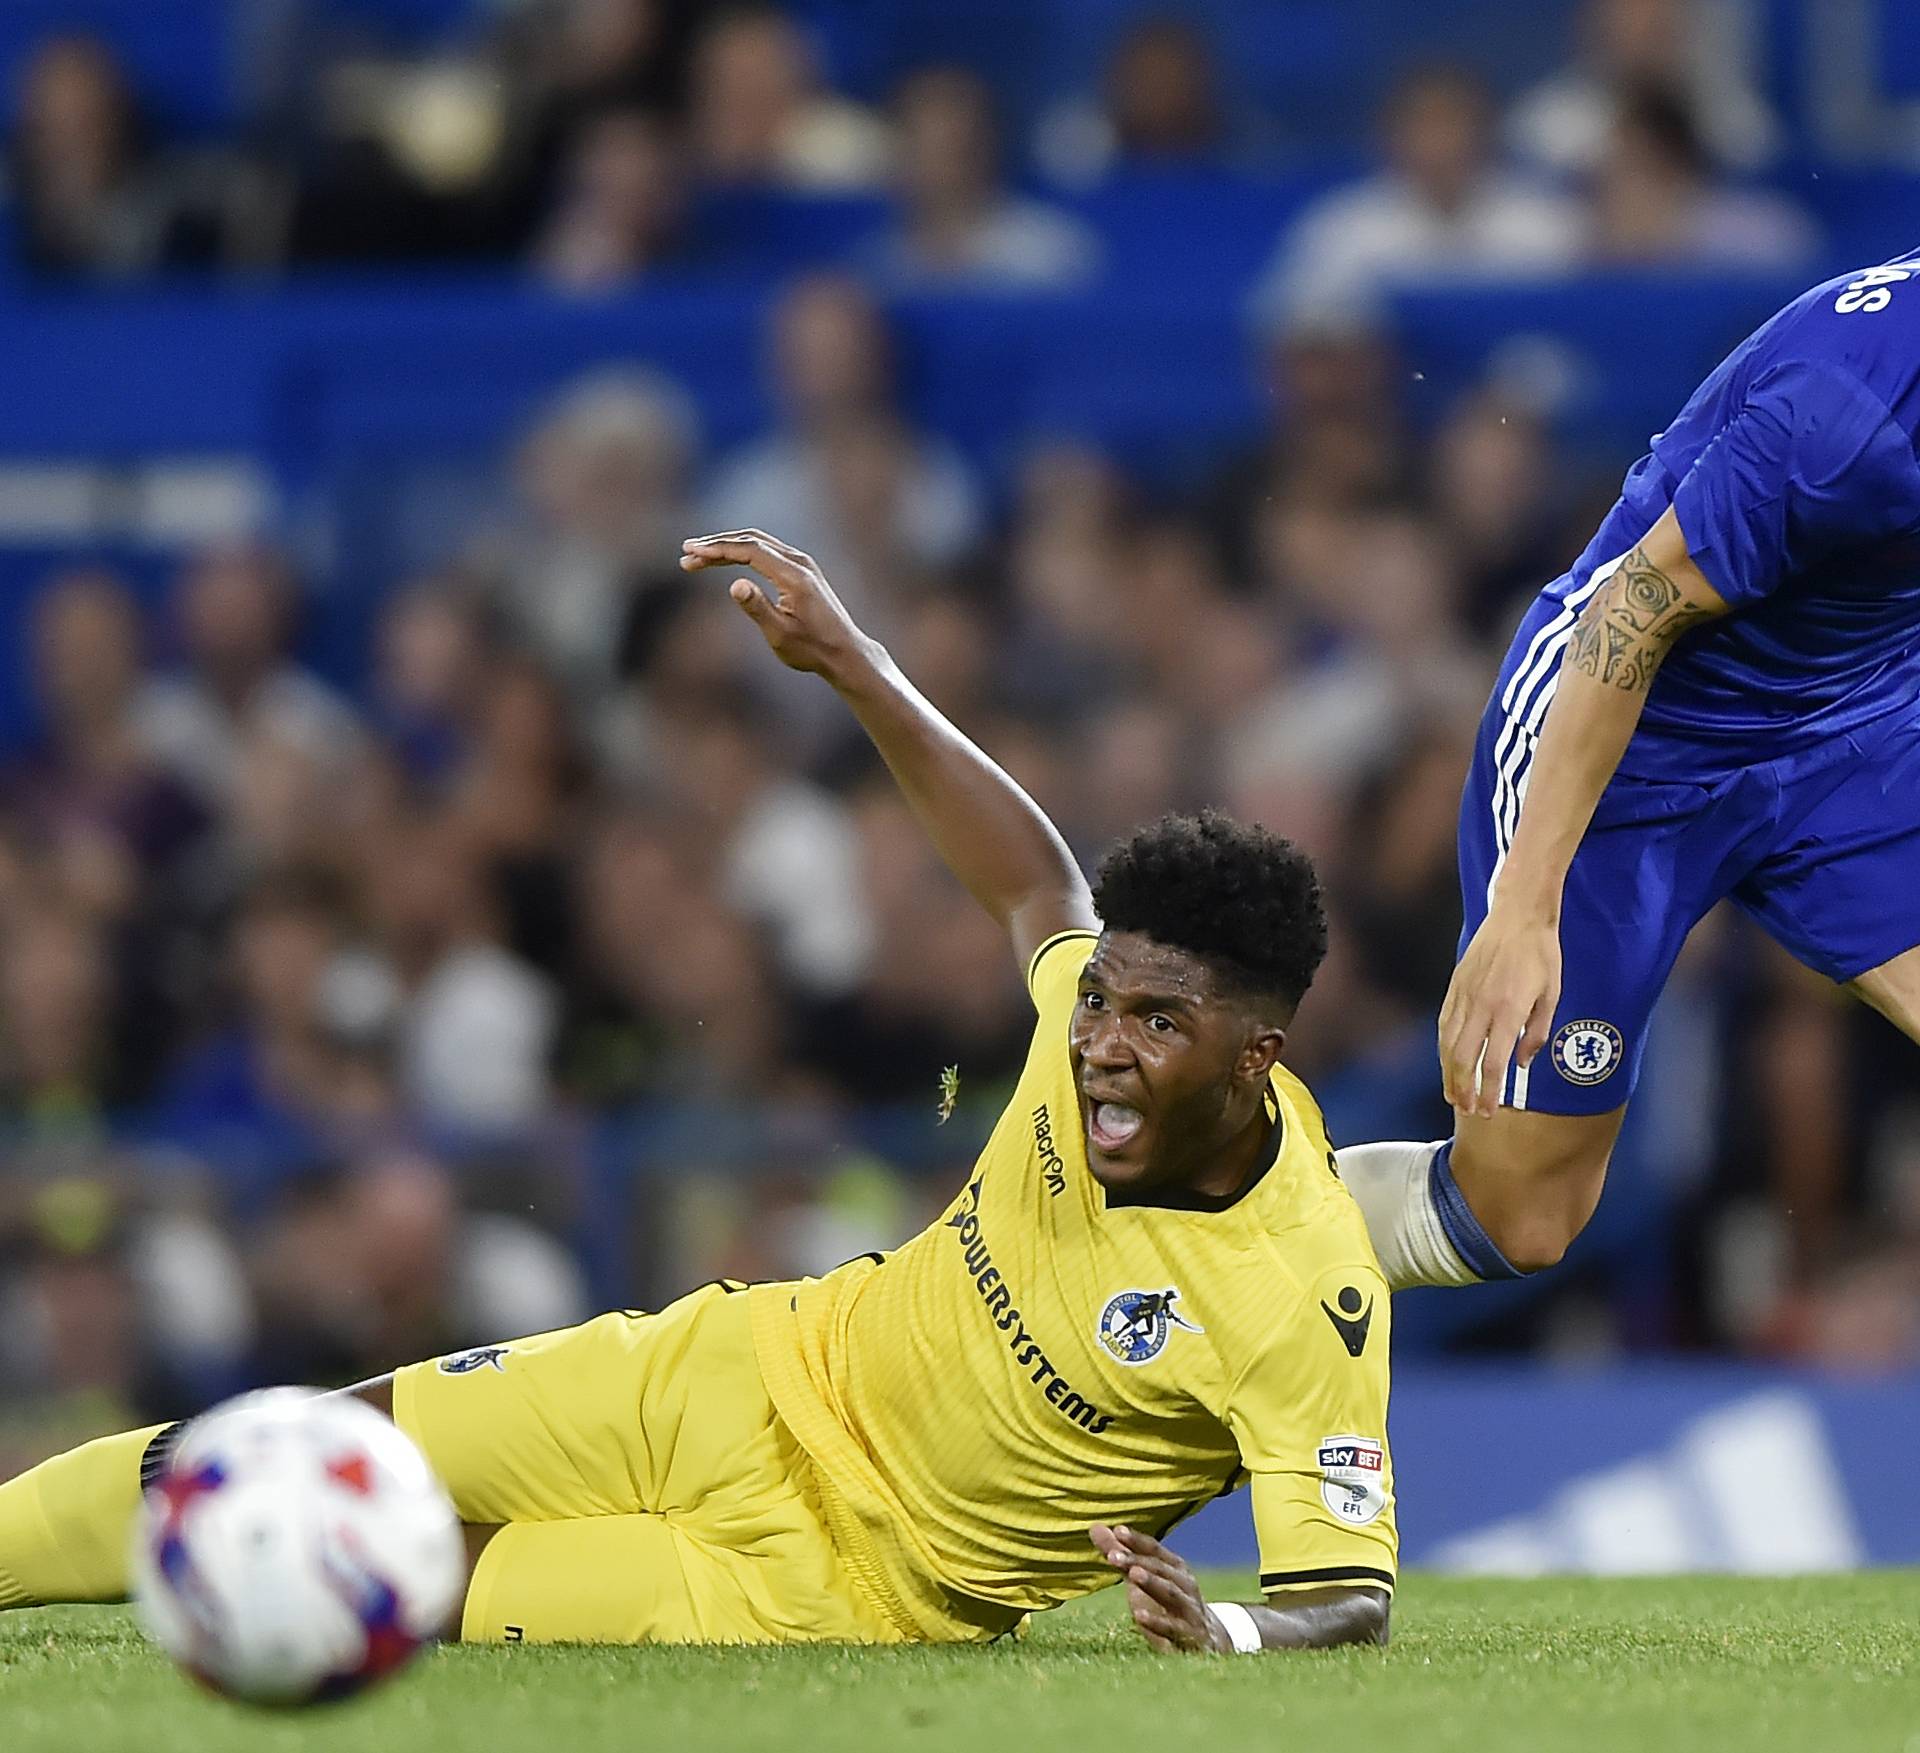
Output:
[1096, 1288, 1204, 1366]
[1317, 1435, 1388, 1526]
[1550, 1018, 1623, 1085]
[437, 1345, 511, 1375]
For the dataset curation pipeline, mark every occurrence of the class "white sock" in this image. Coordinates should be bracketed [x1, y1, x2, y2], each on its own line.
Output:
[1332, 1140, 1482, 1290]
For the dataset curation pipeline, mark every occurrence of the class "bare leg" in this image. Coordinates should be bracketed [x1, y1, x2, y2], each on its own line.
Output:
[1850, 942, 1920, 1036]
[1336, 1104, 1625, 1287]
[1446, 1102, 1627, 1273]
[1754, 949, 1849, 1280]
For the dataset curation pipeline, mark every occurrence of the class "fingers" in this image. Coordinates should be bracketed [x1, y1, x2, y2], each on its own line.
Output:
[1127, 1562, 1194, 1615]
[1436, 996, 1461, 1110]
[727, 576, 775, 625]
[1438, 998, 1486, 1115]
[1476, 1015, 1522, 1120]
[695, 527, 811, 563]
[679, 529, 814, 584]
[1126, 1584, 1181, 1651]
[1518, 988, 1556, 1068]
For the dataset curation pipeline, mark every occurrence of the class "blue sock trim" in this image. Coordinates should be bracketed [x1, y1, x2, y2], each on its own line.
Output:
[1428, 1141, 1525, 1281]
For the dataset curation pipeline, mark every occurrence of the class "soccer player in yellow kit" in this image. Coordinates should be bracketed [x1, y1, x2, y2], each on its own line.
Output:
[0, 530, 1393, 1657]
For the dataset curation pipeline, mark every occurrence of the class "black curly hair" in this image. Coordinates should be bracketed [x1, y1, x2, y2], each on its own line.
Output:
[1091, 811, 1328, 1011]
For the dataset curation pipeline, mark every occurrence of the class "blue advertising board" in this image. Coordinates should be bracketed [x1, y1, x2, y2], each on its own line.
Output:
[1177, 1367, 1920, 1574]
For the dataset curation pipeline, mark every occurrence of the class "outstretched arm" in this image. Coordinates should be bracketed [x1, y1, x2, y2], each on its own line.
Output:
[1440, 506, 1729, 1115]
[681, 530, 1096, 972]
[1091, 1524, 1388, 1652]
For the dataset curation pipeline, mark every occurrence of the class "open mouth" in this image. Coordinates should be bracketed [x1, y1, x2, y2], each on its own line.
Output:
[1087, 1099, 1146, 1155]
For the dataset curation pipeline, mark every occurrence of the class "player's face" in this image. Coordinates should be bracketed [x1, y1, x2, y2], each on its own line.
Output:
[1068, 931, 1282, 1198]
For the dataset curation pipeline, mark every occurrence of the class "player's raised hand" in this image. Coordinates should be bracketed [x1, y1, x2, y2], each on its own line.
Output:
[680, 529, 870, 681]
[1438, 902, 1561, 1118]
[1089, 1523, 1226, 1653]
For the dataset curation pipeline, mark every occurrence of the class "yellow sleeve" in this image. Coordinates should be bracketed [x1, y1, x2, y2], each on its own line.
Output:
[1225, 1261, 1397, 1597]
[1025, 929, 1098, 1014]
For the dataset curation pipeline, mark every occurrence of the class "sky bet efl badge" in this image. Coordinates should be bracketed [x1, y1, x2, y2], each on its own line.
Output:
[1317, 1435, 1387, 1526]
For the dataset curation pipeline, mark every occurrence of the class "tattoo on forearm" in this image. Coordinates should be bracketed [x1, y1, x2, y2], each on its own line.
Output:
[1566, 546, 1715, 693]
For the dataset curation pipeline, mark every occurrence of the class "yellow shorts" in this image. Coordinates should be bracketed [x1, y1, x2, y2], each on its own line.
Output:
[391, 1283, 905, 1646]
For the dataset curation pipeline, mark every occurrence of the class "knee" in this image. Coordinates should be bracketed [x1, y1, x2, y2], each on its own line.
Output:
[1476, 1208, 1577, 1276]
[1449, 1124, 1616, 1274]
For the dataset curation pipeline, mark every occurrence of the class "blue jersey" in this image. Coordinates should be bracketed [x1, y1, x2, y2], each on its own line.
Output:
[1513, 254, 1920, 779]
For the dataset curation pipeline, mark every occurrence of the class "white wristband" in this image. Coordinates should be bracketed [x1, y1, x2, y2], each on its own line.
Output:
[1207, 1601, 1262, 1654]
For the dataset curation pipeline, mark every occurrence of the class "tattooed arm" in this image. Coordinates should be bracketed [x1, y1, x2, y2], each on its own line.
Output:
[1439, 506, 1730, 1114]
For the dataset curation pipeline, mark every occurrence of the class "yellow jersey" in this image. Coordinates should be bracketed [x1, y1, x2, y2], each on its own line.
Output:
[751, 929, 1395, 1642]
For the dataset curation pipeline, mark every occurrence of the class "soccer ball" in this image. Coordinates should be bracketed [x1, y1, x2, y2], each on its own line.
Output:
[130, 1388, 464, 1706]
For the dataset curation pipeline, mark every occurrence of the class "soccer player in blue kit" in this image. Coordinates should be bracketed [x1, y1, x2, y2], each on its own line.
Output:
[1336, 257, 1920, 1290]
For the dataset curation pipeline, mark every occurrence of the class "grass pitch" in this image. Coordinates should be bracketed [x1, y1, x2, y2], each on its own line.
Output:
[3, 1574, 1916, 1753]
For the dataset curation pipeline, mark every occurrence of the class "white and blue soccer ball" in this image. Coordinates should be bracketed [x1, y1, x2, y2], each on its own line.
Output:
[130, 1389, 464, 1707]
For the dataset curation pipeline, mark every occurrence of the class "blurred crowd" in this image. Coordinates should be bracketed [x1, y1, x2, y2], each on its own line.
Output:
[10, 0, 1818, 293]
[4, 0, 1919, 1473]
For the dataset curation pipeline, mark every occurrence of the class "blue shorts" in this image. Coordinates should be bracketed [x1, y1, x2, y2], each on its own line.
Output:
[1458, 697, 1920, 1115]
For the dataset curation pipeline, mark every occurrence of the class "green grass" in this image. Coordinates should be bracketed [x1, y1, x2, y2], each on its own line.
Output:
[3, 1575, 1917, 1753]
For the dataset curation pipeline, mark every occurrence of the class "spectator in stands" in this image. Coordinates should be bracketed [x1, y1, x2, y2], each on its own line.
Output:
[248, 1148, 586, 1386]
[1509, 0, 1779, 175]
[136, 545, 361, 812]
[443, 652, 587, 978]
[869, 66, 1101, 290]
[0, 905, 123, 1136]
[1586, 88, 1817, 270]
[529, 0, 693, 119]
[9, 35, 142, 275]
[368, 583, 492, 790]
[149, 871, 350, 1142]
[700, 274, 984, 616]
[0, 1182, 165, 1462]
[178, 722, 356, 935]
[794, 781, 1029, 1104]
[7, 571, 206, 901]
[1211, 319, 1414, 570]
[1036, 16, 1230, 187]
[1251, 63, 1582, 336]
[1428, 385, 1571, 634]
[566, 797, 800, 1107]
[685, 5, 889, 189]
[509, 0, 697, 195]
[648, 688, 873, 1000]
[995, 444, 1138, 710]
[532, 106, 691, 290]
[557, 807, 685, 1105]
[472, 366, 697, 700]
[9, 34, 267, 278]
[1228, 511, 1482, 863]
[348, 817, 557, 1130]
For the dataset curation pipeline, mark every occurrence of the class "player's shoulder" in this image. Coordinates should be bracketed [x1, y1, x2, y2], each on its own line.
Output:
[1026, 928, 1097, 1014]
[1205, 1168, 1389, 1386]
[1749, 256, 1920, 415]
[1234, 1068, 1386, 1297]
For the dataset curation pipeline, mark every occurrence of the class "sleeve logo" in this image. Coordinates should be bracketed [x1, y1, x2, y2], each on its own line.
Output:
[437, 1345, 511, 1375]
[1319, 1286, 1374, 1357]
[1317, 1435, 1388, 1526]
